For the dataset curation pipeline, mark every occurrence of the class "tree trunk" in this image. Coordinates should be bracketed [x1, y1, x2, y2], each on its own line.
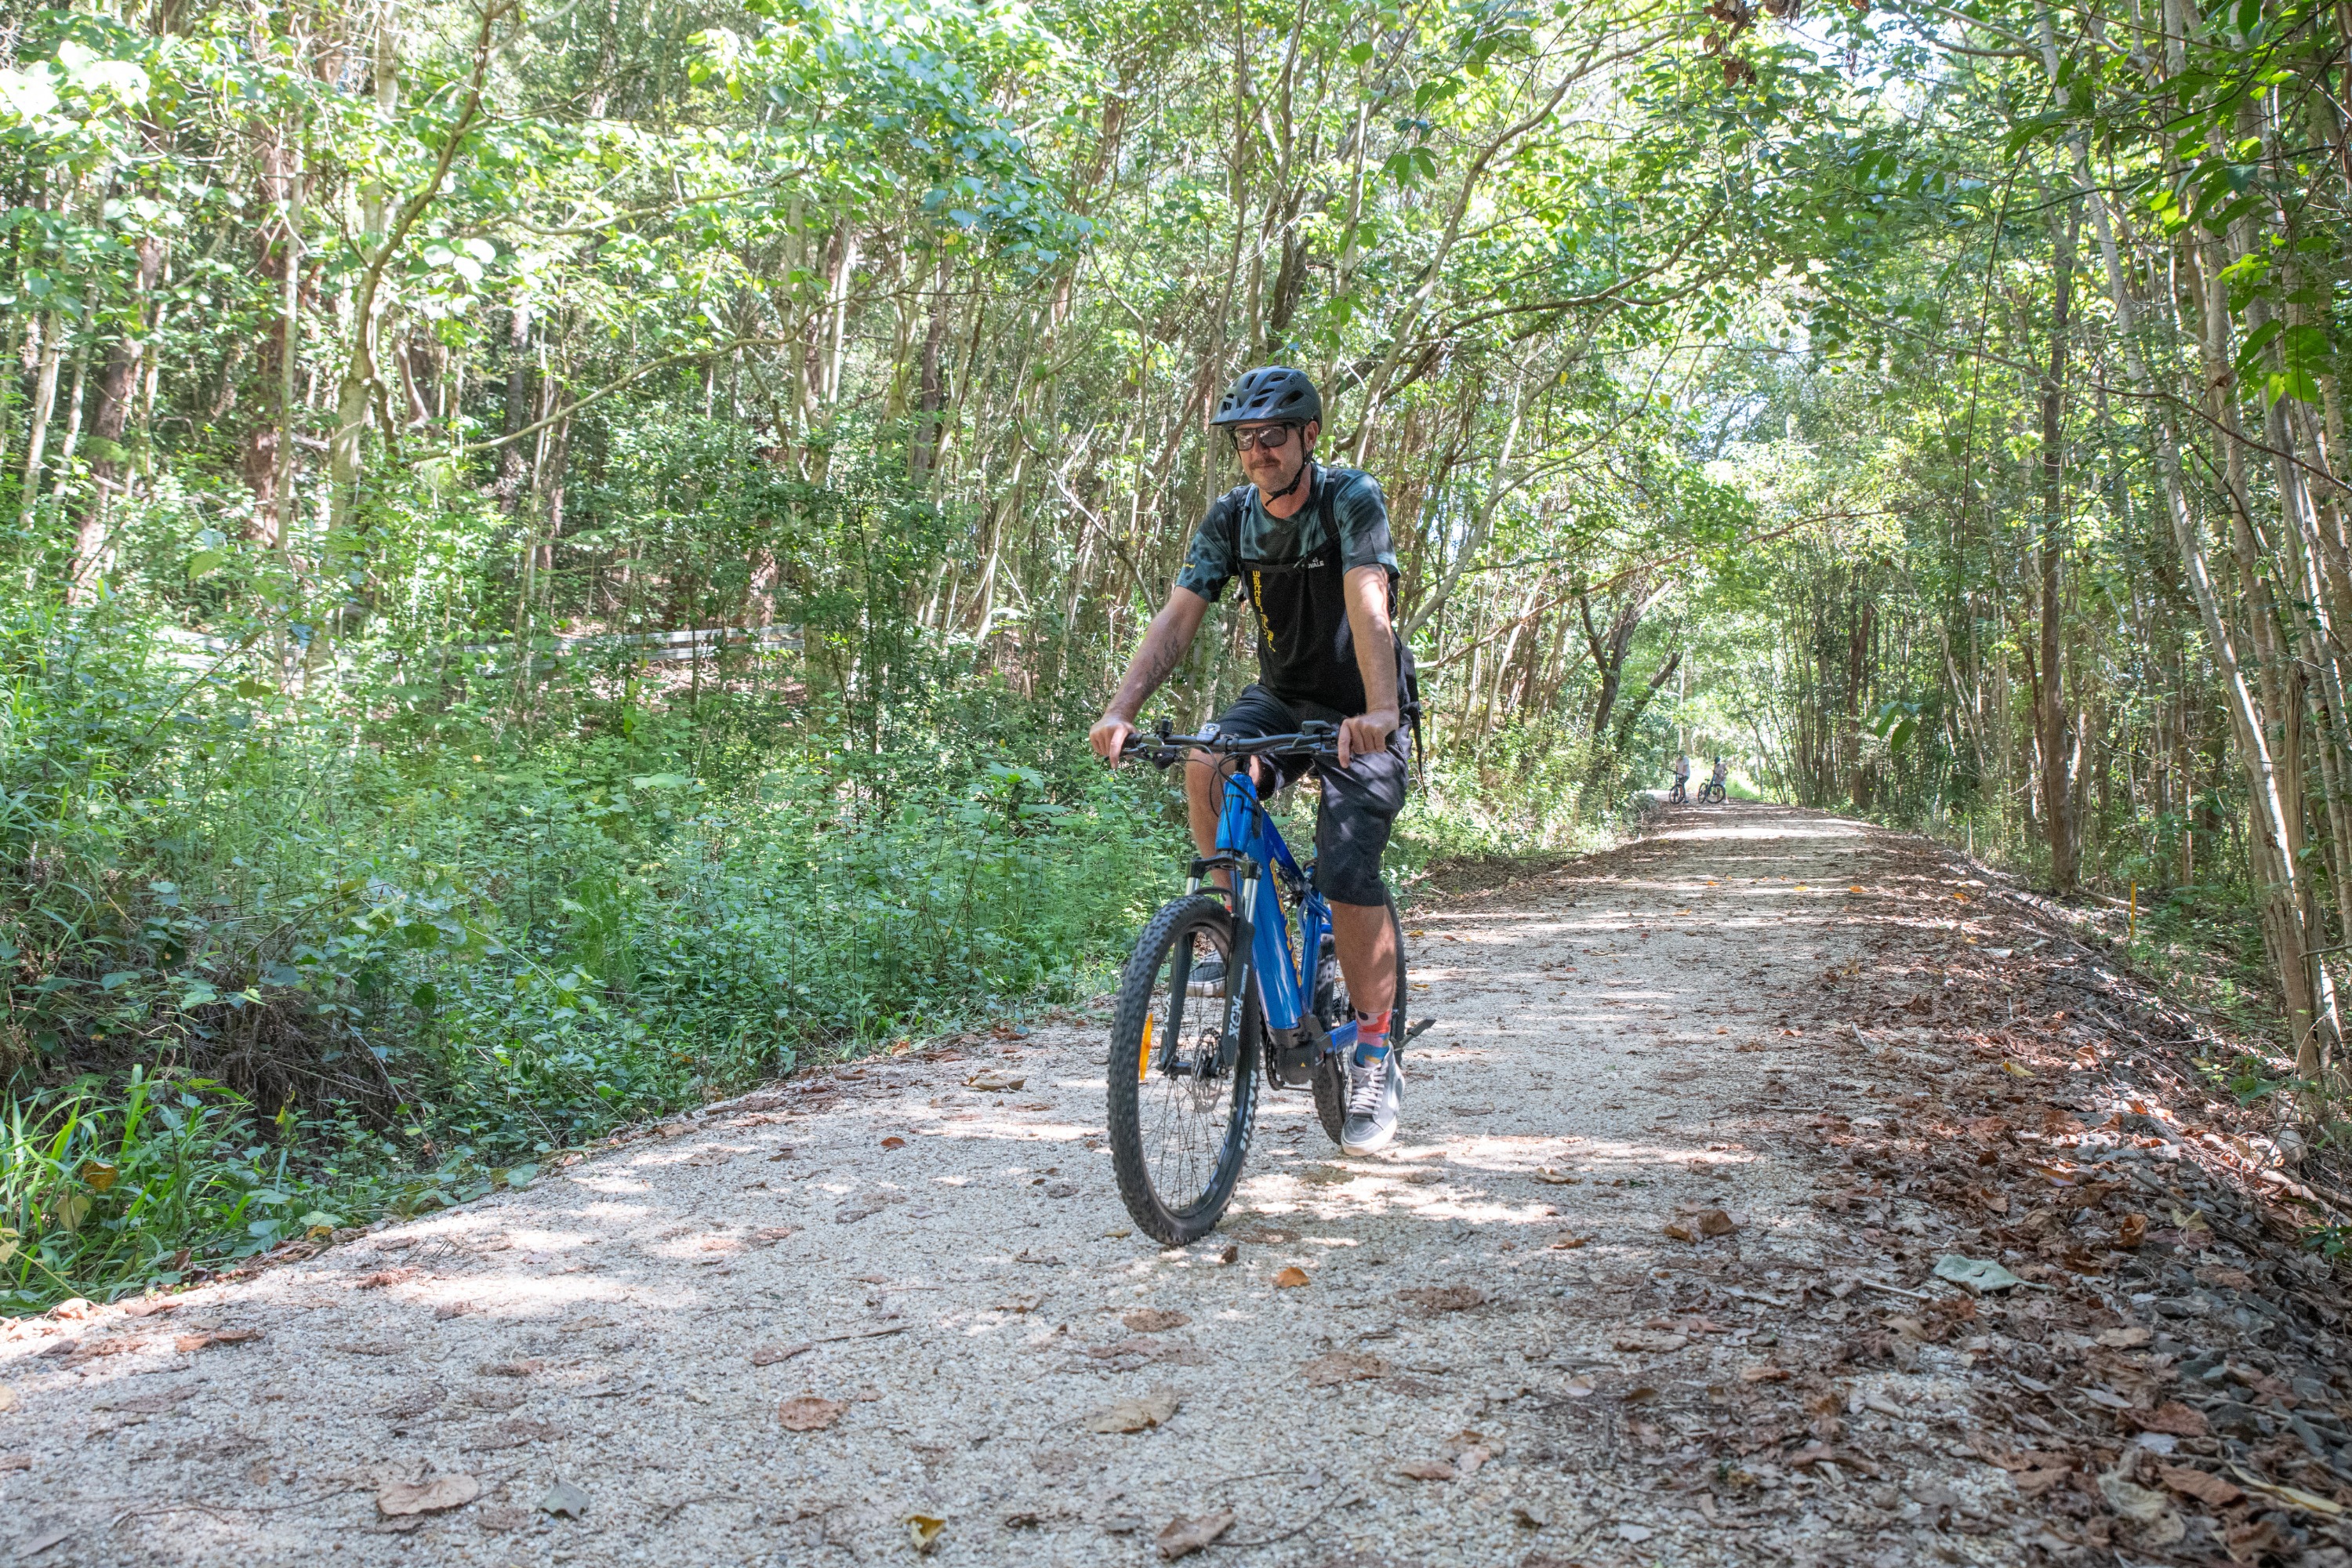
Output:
[496, 299, 535, 510]
[14, 315, 63, 537]
[2037, 198, 2079, 893]
[243, 130, 297, 538]
[71, 236, 164, 594]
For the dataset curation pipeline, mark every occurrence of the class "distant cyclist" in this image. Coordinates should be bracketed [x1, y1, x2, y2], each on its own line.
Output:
[1704, 756, 1728, 803]
[1669, 752, 1690, 804]
[1089, 366, 1413, 1154]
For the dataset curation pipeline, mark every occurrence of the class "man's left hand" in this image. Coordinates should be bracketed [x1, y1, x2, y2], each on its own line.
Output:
[1337, 707, 1399, 769]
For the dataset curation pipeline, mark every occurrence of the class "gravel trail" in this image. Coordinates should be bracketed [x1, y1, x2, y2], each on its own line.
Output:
[1, 808, 2068, 1565]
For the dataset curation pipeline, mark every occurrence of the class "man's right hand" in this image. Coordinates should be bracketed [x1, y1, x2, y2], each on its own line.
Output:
[1091, 712, 1136, 767]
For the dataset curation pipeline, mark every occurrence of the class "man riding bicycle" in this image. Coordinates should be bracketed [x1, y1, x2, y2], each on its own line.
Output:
[1090, 365, 1411, 1155]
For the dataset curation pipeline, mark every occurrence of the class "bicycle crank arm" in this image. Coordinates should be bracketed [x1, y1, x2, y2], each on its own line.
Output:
[1403, 1017, 1436, 1045]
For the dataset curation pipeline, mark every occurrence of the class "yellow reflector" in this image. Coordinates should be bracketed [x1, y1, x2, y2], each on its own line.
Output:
[1139, 1014, 1155, 1081]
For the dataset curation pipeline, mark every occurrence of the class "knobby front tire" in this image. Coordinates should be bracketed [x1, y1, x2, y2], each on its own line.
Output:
[1106, 895, 1262, 1245]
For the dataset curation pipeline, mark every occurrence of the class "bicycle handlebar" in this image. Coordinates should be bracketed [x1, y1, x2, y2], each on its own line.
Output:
[1119, 720, 1341, 767]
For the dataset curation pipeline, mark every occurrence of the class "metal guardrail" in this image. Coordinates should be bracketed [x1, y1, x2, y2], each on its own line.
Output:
[470, 626, 804, 664]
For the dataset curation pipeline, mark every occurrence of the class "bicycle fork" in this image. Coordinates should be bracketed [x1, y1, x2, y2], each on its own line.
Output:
[1220, 863, 1264, 1077]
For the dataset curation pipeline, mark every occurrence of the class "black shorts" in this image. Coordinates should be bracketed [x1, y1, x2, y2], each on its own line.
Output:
[1207, 684, 1408, 907]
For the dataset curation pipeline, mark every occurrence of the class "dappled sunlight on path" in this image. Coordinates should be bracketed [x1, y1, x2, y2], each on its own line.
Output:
[7, 804, 2125, 1566]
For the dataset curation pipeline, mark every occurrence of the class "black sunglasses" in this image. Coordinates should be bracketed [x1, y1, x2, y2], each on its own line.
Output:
[1226, 424, 1298, 454]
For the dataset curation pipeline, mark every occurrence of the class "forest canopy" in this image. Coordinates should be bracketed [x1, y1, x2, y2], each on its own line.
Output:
[2, 0, 2348, 1304]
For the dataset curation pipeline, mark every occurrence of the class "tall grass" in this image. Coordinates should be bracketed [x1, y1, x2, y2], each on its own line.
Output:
[0, 1071, 336, 1303]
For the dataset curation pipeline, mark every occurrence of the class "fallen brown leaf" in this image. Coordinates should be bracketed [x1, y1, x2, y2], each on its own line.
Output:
[2096, 1327, 2153, 1349]
[355, 1269, 418, 1290]
[1393, 1458, 1455, 1481]
[1548, 1234, 1589, 1250]
[1122, 1308, 1191, 1334]
[376, 1474, 480, 1518]
[906, 1514, 946, 1554]
[1613, 1330, 1687, 1353]
[752, 1343, 813, 1367]
[1441, 1428, 1504, 1461]
[880, 1137, 907, 1150]
[1301, 1352, 1390, 1387]
[1740, 1364, 1790, 1383]
[1081, 1386, 1181, 1434]
[1273, 1266, 1309, 1288]
[2011, 1456, 2076, 1496]
[1155, 1509, 1234, 1559]
[2158, 1465, 2242, 1508]
[1662, 1222, 1696, 1243]
[2129, 1402, 2210, 1439]
[779, 1396, 848, 1432]
[1696, 1207, 1739, 1237]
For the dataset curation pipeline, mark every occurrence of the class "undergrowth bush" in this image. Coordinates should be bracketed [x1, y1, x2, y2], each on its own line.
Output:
[1398, 717, 1635, 862]
[0, 596, 1171, 1310]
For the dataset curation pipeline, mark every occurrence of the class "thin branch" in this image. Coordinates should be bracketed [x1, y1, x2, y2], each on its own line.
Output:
[430, 336, 791, 459]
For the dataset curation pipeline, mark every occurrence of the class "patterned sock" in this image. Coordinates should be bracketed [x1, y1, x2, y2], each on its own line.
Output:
[1353, 1009, 1392, 1066]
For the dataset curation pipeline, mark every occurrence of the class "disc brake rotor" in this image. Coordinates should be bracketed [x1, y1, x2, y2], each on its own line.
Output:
[1186, 1033, 1225, 1111]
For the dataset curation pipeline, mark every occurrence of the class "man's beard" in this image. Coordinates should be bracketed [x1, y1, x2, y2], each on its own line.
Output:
[1256, 449, 1309, 503]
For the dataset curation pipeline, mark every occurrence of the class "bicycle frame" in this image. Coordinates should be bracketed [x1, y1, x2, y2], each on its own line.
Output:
[1189, 763, 1357, 1074]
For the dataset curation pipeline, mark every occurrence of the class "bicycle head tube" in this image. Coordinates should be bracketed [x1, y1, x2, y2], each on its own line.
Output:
[1216, 766, 1260, 855]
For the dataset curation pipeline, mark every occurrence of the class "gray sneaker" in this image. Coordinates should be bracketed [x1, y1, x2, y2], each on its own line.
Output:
[1340, 1051, 1403, 1155]
[1185, 957, 1226, 998]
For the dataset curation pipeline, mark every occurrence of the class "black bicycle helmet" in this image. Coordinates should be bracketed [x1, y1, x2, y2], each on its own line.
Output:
[1210, 365, 1321, 427]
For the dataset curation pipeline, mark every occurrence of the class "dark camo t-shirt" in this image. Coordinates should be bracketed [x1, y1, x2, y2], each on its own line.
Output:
[1173, 465, 1398, 603]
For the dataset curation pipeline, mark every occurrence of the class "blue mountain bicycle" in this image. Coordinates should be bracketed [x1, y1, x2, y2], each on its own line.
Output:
[1106, 719, 1427, 1245]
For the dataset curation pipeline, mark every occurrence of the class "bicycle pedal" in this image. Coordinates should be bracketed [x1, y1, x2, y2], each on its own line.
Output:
[1403, 1017, 1436, 1044]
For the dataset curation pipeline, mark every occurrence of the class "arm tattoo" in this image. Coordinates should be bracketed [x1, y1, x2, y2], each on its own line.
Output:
[1134, 628, 1184, 691]
[1111, 615, 1190, 717]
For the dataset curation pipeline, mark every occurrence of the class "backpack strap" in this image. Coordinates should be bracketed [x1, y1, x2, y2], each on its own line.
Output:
[1323, 466, 1424, 778]
[1218, 481, 1251, 576]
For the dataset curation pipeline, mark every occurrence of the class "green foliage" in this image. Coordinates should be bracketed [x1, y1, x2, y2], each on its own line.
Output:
[0, 1070, 332, 1313]
[0, 575, 1171, 1307]
[2199, 1053, 2312, 1109]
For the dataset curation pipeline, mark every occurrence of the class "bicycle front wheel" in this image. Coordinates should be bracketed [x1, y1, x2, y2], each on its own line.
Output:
[1107, 895, 1261, 1245]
